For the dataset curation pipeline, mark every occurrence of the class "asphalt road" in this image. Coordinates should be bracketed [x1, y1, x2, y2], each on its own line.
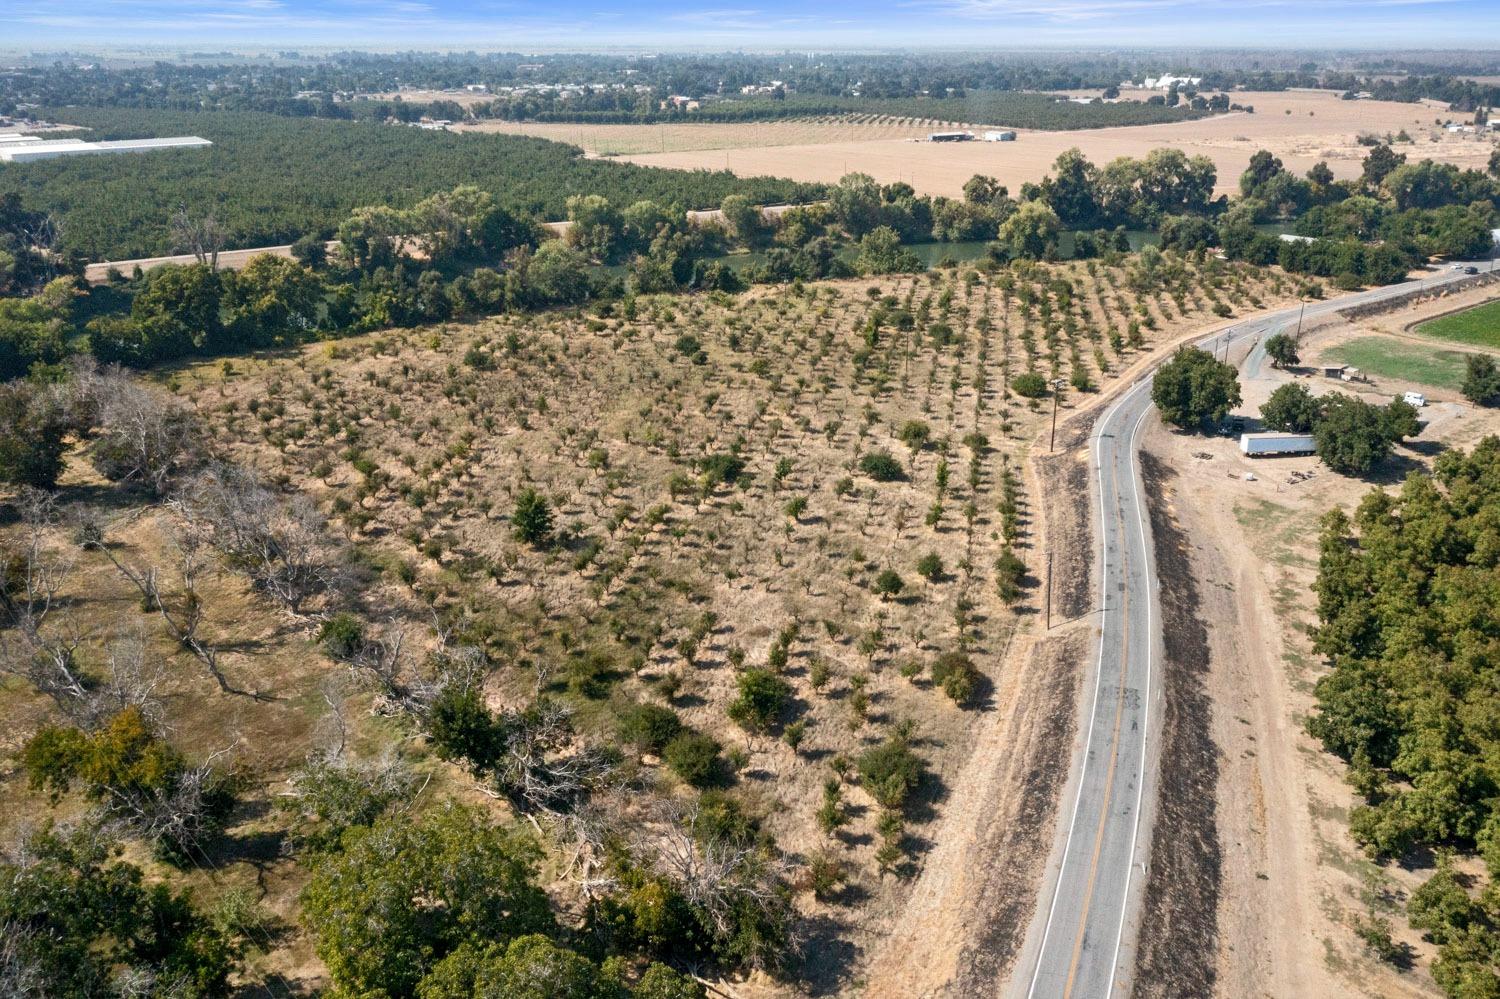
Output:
[1012, 262, 1489, 999]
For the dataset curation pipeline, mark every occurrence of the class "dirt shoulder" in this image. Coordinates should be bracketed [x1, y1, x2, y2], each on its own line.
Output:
[1132, 451, 1221, 999]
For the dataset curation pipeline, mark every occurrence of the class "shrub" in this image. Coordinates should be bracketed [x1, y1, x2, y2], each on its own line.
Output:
[663, 732, 723, 787]
[318, 612, 366, 661]
[618, 703, 683, 753]
[859, 450, 905, 482]
[930, 652, 980, 706]
[727, 669, 791, 733]
[0, 382, 68, 488]
[857, 736, 927, 813]
[873, 568, 905, 601]
[1010, 371, 1048, 398]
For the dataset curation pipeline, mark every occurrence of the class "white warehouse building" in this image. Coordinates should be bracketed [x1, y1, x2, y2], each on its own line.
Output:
[0, 135, 212, 163]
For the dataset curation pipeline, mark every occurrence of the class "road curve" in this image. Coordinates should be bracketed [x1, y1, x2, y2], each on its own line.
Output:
[1011, 262, 1489, 999]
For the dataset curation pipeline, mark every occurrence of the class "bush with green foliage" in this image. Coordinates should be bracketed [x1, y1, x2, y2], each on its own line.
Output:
[726, 669, 791, 733]
[1010, 371, 1049, 398]
[0, 825, 239, 997]
[0, 380, 68, 487]
[857, 734, 927, 813]
[1463, 353, 1500, 406]
[873, 568, 905, 601]
[22, 707, 236, 859]
[663, 731, 724, 787]
[930, 652, 981, 706]
[618, 703, 684, 752]
[858, 450, 905, 482]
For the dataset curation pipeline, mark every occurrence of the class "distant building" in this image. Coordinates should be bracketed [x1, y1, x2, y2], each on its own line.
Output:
[1278, 233, 1317, 244]
[1143, 75, 1202, 90]
[983, 130, 1017, 141]
[0, 136, 212, 163]
[928, 130, 974, 142]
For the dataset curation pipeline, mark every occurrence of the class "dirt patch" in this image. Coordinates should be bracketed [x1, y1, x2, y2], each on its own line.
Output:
[1035, 445, 1094, 622]
[948, 629, 1087, 997]
[1132, 452, 1221, 999]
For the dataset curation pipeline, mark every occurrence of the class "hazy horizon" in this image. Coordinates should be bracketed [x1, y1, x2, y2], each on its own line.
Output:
[5, 0, 1500, 53]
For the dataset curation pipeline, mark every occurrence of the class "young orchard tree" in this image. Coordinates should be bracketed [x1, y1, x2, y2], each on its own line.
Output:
[511, 488, 554, 547]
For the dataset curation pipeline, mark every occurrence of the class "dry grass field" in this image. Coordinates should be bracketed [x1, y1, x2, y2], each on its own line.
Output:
[1, 253, 1310, 995]
[608, 90, 1495, 199]
[457, 115, 952, 156]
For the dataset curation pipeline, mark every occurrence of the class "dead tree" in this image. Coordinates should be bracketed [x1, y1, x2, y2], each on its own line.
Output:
[174, 465, 342, 617]
[81, 372, 201, 495]
[170, 205, 224, 269]
[0, 490, 93, 724]
[97, 525, 269, 701]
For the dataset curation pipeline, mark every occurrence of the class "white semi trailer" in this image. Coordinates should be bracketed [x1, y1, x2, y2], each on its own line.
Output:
[1240, 432, 1316, 456]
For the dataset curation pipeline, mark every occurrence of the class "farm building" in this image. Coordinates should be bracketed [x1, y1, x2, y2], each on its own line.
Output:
[0, 135, 212, 163]
[928, 130, 974, 142]
[983, 130, 1017, 141]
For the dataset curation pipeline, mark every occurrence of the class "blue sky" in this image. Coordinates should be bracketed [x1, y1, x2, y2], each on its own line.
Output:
[3, 0, 1499, 50]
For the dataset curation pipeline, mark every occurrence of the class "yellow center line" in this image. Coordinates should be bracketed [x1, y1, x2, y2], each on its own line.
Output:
[1062, 455, 1134, 999]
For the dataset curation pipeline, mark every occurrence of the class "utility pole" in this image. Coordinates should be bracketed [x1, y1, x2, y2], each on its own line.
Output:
[1294, 299, 1306, 340]
[1046, 551, 1053, 631]
[1049, 388, 1060, 452]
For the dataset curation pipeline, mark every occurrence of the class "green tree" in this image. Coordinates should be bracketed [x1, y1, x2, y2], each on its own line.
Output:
[0, 277, 72, 379]
[718, 194, 763, 246]
[829, 172, 884, 238]
[0, 825, 238, 997]
[1264, 332, 1300, 368]
[0, 380, 68, 487]
[23, 707, 235, 858]
[565, 193, 623, 262]
[1151, 346, 1242, 429]
[1312, 393, 1400, 475]
[856, 225, 921, 275]
[999, 200, 1061, 260]
[1463, 353, 1500, 406]
[873, 568, 905, 601]
[301, 804, 553, 999]
[511, 488, 554, 546]
[131, 263, 224, 359]
[1260, 382, 1323, 433]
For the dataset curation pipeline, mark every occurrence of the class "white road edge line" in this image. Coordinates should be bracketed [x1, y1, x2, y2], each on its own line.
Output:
[1105, 400, 1156, 996]
[1024, 380, 1148, 999]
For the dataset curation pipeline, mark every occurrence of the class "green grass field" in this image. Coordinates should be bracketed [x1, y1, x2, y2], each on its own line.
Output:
[1324, 337, 1470, 390]
[1414, 299, 1500, 349]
